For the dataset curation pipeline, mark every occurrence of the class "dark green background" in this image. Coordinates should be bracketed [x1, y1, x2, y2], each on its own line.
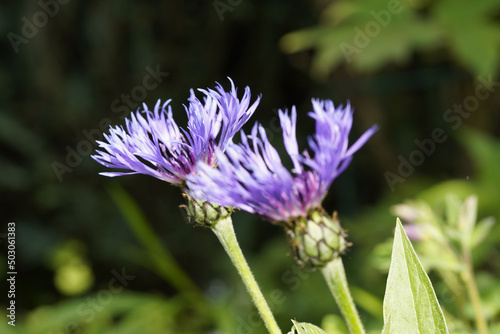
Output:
[2, 0, 500, 333]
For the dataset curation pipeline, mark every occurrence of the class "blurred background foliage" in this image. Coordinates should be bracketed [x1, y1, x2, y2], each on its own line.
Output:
[1, 0, 499, 333]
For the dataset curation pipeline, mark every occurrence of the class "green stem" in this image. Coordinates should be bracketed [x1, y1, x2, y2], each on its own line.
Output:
[462, 249, 489, 334]
[212, 217, 282, 334]
[321, 257, 365, 334]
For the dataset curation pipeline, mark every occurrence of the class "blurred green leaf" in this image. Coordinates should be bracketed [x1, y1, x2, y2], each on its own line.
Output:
[281, 0, 500, 78]
[470, 217, 495, 249]
[432, 0, 500, 76]
[474, 273, 500, 321]
[382, 219, 448, 333]
[321, 314, 349, 334]
[491, 323, 500, 334]
[23, 292, 187, 334]
[418, 180, 478, 210]
[458, 196, 478, 250]
[0, 315, 17, 334]
[282, 0, 442, 79]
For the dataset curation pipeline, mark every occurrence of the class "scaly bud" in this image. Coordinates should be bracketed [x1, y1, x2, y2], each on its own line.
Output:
[285, 209, 349, 268]
[181, 192, 233, 228]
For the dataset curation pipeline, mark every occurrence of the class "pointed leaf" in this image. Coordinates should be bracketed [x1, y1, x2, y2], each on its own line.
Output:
[382, 219, 448, 334]
[288, 320, 327, 334]
[458, 195, 478, 249]
[470, 217, 495, 249]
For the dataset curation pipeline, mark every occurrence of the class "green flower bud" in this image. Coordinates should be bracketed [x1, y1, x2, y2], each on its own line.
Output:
[285, 209, 349, 268]
[181, 192, 233, 228]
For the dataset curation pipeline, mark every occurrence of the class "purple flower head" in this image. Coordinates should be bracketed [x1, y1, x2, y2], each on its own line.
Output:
[92, 78, 261, 186]
[187, 99, 378, 223]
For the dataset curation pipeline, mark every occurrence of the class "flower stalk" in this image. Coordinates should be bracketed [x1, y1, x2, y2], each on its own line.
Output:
[212, 216, 282, 334]
[462, 248, 488, 334]
[321, 257, 365, 334]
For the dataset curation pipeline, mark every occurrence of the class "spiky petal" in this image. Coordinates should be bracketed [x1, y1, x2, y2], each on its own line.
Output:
[188, 98, 378, 223]
[92, 78, 261, 186]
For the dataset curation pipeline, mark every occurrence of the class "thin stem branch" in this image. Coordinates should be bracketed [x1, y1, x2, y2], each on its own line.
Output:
[212, 217, 282, 334]
[321, 257, 365, 334]
[462, 249, 489, 334]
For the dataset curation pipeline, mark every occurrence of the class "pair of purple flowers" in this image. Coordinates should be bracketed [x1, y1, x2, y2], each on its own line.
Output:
[93, 78, 377, 261]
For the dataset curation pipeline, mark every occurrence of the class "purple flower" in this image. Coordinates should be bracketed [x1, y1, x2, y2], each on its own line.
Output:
[187, 99, 378, 223]
[92, 79, 261, 186]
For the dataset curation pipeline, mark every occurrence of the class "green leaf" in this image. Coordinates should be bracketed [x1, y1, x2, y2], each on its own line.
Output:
[470, 217, 495, 249]
[382, 219, 448, 334]
[433, 0, 500, 76]
[458, 196, 478, 250]
[288, 320, 327, 334]
[281, 0, 500, 78]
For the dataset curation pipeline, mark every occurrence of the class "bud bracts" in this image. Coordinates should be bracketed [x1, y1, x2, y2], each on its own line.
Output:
[182, 193, 233, 227]
[286, 210, 348, 268]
